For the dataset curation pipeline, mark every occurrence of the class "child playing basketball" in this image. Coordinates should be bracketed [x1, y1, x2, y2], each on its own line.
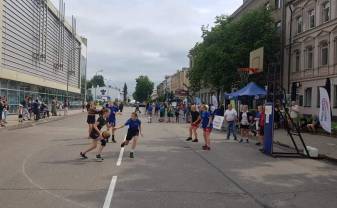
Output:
[80, 108, 111, 161]
[114, 112, 142, 158]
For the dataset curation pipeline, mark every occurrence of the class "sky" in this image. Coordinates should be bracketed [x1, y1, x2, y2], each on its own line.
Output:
[50, 0, 242, 92]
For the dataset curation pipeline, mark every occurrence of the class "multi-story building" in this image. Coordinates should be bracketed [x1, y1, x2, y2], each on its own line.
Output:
[284, 0, 337, 117]
[170, 68, 189, 98]
[0, 0, 87, 112]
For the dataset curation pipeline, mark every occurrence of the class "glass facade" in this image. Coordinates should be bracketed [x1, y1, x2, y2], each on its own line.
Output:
[0, 78, 82, 113]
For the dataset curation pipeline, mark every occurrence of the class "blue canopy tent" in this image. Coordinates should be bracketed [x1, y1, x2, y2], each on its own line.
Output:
[225, 82, 266, 99]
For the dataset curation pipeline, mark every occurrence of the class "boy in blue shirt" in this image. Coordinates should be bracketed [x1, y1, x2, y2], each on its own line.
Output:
[114, 112, 143, 158]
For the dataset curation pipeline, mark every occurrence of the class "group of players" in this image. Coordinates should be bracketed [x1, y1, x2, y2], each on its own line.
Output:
[80, 101, 142, 161]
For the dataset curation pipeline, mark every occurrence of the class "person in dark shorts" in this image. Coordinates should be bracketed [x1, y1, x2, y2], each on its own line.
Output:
[86, 102, 97, 139]
[81, 108, 110, 161]
[114, 112, 142, 158]
[186, 105, 200, 142]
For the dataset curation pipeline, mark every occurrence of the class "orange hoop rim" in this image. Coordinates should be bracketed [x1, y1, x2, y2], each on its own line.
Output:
[238, 68, 258, 74]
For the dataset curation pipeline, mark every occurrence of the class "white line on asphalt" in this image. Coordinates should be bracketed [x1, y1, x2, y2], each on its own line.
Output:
[116, 135, 127, 166]
[22, 152, 90, 208]
[103, 176, 118, 208]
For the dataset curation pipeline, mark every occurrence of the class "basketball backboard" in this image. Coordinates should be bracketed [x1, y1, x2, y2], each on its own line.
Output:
[249, 47, 264, 73]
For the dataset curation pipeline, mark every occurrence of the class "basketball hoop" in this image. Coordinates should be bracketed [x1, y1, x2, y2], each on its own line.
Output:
[237, 68, 258, 85]
[238, 68, 258, 75]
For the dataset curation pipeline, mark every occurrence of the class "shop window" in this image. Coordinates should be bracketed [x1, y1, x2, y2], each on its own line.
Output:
[299, 95, 304, 106]
[304, 87, 312, 107]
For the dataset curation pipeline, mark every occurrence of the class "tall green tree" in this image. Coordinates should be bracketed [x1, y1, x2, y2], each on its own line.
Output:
[123, 83, 128, 102]
[189, 8, 280, 94]
[87, 75, 105, 89]
[133, 76, 154, 102]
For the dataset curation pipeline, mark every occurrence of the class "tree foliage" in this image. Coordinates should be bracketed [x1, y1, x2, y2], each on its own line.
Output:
[123, 83, 128, 102]
[133, 75, 154, 102]
[87, 75, 105, 89]
[188, 9, 280, 93]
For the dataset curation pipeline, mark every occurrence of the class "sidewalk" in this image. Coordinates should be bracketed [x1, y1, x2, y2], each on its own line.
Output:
[273, 129, 337, 160]
[0, 109, 84, 131]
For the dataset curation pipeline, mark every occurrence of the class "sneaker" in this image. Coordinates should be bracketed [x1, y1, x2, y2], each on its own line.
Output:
[112, 138, 117, 143]
[256, 142, 261, 146]
[239, 139, 243, 143]
[130, 152, 134, 158]
[246, 139, 249, 143]
[186, 137, 192, 141]
[192, 139, 198, 143]
[96, 154, 104, 161]
[202, 145, 207, 150]
[206, 146, 211, 151]
[234, 137, 238, 141]
[121, 142, 126, 148]
[80, 152, 88, 159]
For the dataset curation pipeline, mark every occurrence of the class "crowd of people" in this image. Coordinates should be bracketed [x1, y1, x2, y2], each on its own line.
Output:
[0, 96, 72, 127]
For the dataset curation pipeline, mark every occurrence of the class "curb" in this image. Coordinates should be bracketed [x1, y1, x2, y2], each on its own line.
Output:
[0, 112, 84, 132]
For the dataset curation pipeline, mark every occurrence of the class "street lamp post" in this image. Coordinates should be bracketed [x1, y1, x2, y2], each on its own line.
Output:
[66, 47, 81, 102]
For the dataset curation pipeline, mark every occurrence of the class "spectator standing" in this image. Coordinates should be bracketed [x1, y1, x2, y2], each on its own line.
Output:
[32, 99, 40, 121]
[2, 98, 8, 123]
[21, 96, 31, 120]
[0, 98, 4, 127]
[224, 104, 238, 140]
[63, 99, 69, 116]
[290, 101, 300, 127]
[51, 98, 57, 116]
[239, 105, 251, 143]
[18, 104, 24, 123]
[256, 105, 265, 146]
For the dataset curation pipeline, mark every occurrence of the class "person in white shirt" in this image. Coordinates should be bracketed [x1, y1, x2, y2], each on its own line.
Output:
[224, 104, 238, 140]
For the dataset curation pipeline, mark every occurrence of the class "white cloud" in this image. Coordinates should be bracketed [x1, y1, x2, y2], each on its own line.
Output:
[50, 0, 242, 92]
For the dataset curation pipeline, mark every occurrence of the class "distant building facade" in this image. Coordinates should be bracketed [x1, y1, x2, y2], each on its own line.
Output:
[284, 0, 337, 117]
[0, 0, 86, 112]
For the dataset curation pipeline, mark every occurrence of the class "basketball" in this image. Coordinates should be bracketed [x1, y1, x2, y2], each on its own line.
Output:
[102, 131, 111, 139]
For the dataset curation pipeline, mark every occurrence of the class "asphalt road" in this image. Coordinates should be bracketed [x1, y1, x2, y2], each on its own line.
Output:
[1, 107, 337, 208]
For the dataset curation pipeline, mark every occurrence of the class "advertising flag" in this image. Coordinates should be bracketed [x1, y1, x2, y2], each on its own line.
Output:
[319, 87, 331, 133]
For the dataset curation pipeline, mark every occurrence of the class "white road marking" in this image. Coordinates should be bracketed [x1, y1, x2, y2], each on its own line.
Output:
[22, 152, 90, 208]
[116, 135, 127, 166]
[103, 176, 118, 208]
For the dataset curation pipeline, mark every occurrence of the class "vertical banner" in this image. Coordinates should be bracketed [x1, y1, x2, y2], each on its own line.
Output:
[319, 87, 331, 133]
[212, 95, 218, 109]
[212, 116, 224, 130]
[263, 103, 274, 155]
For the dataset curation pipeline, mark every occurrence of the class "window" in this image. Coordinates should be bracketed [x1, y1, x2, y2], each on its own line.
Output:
[322, 2, 330, 23]
[308, 10, 315, 29]
[295, 50, 301, 72]
[296, 16, 303, 34]
[304, 88, 312, 107]
[275, 21, 281, 33]
[305, 46, 313, 69]
[334, 85, 337, 108]
[320, 42, 329, 66]
[275, 0, 281, 9]
[317, 86, 322, 107]
[299, 95, 304, 106]
[334, 37, 337, 64]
